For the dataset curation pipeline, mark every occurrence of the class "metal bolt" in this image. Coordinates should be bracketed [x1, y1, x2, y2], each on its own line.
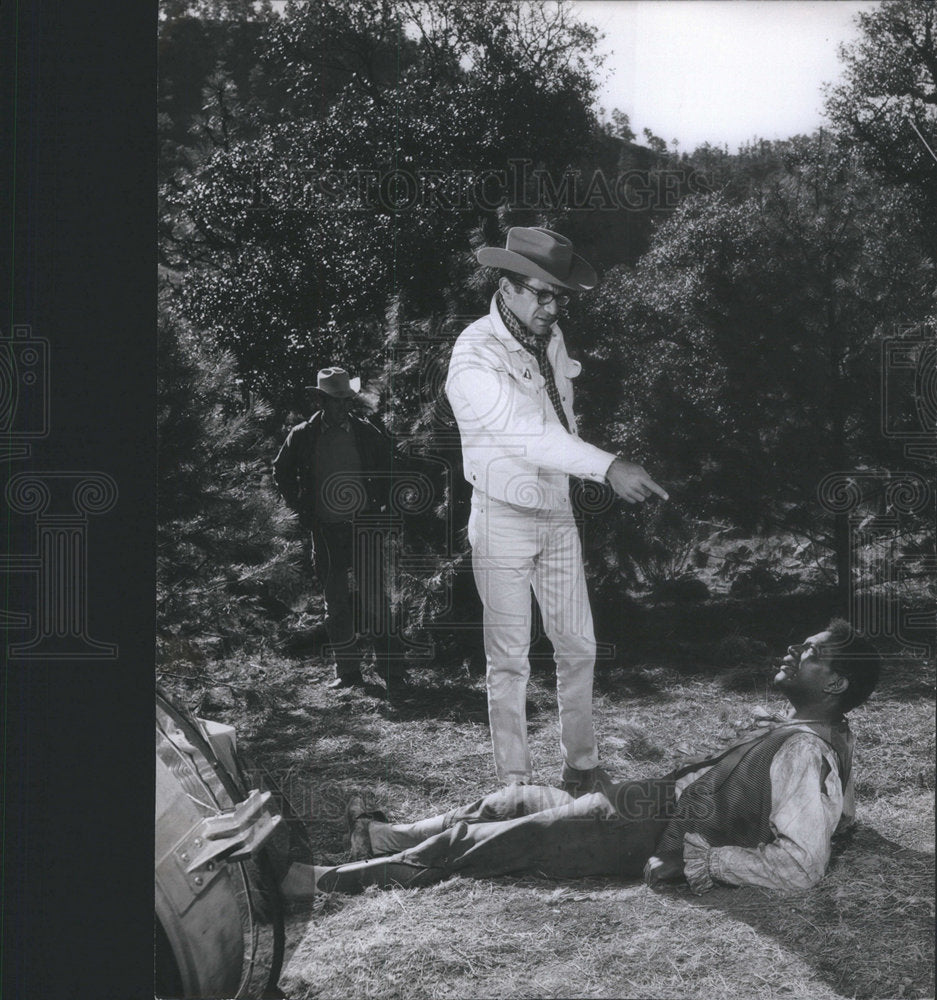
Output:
[180, 852, 189, 862]
[193, 876, 203, 886]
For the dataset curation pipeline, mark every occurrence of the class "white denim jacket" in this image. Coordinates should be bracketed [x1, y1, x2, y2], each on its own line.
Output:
[445, 295, 617, 510]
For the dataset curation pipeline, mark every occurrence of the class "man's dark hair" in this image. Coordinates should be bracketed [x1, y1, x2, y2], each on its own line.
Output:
[824, 618, 882, 712]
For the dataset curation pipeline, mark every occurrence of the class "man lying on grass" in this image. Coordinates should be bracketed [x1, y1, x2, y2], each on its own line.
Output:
[282, 620, 880, 897]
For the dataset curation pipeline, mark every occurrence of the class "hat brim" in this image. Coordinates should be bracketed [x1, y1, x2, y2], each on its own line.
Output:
[476, 247, 597, 291]
[305, 377, 361, 397]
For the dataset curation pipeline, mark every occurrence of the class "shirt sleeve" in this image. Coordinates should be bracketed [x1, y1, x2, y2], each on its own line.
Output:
[702, 733, 844, 892]
[446, 345, 617, 482]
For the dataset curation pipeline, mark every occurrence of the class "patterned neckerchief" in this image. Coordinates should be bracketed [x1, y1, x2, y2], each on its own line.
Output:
[496, 292, 569, 431]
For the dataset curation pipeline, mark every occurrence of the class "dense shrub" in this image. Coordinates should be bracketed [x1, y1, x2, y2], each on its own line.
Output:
[157, 292, 301, 666]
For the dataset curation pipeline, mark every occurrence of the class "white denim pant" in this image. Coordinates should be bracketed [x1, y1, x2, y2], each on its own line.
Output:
[467, 492, 599, 782]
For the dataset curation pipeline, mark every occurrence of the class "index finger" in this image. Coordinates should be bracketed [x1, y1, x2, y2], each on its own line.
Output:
[646, 478, 669, 501]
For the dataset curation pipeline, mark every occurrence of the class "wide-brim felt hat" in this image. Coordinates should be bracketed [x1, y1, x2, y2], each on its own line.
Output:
[476, 226, 597, 291]
[305, 367, 361, 398]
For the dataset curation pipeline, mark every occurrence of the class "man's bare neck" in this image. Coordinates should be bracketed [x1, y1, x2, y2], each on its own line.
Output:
[789, 700, 843, 725]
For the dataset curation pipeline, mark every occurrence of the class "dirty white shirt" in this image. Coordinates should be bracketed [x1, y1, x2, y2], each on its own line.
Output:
[677, 722, 854, 892]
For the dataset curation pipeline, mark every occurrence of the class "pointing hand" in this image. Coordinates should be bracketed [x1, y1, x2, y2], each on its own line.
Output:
[606, 458, 669, 504]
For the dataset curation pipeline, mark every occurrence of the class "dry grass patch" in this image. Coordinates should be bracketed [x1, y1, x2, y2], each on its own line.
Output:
[165, 640, 934, 999]
[281, 878, 860, 1000]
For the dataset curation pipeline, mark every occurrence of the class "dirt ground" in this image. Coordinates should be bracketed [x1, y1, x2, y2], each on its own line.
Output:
[198, 619, 936, 1000]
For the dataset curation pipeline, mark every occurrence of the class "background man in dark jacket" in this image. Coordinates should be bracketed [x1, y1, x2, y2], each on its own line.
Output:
[273, 367, 406, 692]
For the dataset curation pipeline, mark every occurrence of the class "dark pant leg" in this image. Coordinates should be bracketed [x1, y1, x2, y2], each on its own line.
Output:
[370, 785, 577, 854]
[399, 788, 673, 881]
[318, 786, 576, 893]
[318, 783, 677, 893]
[606, 779, 677, 825]
[312, 521, 359, 678]
[353, 524, 407, 681]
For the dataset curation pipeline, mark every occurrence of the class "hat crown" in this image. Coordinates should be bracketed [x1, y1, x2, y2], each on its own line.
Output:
[474, 225, 596, 290]
[505, 227, 573, 280]
[315, 367, 359, 397]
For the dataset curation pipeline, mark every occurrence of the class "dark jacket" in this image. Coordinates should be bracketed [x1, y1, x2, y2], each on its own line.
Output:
[272, 411, 395, 525]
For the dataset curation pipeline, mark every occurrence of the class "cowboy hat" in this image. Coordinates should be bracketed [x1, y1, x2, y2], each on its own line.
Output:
[476, 227, 597, 291]
[305, 367, 361, 398]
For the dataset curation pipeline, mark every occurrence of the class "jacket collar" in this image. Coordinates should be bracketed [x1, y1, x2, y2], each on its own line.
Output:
[308, 410, 356, 434]
[487, 294, 561, 366]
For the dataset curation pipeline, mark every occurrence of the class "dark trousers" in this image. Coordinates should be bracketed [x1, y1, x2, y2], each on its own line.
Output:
[311, 520, 405, 680]
[321, 781, 677, 891]
[392, 781, 675, 879]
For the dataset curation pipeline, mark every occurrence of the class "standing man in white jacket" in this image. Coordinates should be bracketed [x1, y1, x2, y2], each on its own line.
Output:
[445, 227, 668, 792]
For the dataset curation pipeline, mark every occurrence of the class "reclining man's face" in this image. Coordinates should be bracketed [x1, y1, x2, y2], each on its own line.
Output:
[774, 629, 843, 699]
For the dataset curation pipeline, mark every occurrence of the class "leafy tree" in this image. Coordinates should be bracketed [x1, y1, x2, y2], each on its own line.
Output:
[157, 291, 300, 666]
[156, 2, 937, 654]
[642, 127, 668, 155]
[159, 0, 606, 410]
[158, 1, 278, 179]
[825, 0, 937, 256]
[581, 133, 932, 601]
[157, 0, 698, 661]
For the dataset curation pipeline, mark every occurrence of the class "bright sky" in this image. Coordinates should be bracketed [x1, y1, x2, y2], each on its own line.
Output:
[582, 0, 877, 152]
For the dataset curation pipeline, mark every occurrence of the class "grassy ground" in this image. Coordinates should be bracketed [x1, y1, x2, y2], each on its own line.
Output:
[161, 602, 935, 1000]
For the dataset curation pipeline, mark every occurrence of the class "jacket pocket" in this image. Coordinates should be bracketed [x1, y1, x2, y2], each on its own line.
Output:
[508, 367, 545, 395]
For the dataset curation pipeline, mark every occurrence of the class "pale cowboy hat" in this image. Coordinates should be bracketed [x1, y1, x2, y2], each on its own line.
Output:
[476, 226, 597, 291]
[305, 367, 361, 398]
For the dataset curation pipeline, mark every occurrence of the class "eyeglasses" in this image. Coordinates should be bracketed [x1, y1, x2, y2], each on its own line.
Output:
[512, 280, 571, 308]
[787, 642, 819, 661]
